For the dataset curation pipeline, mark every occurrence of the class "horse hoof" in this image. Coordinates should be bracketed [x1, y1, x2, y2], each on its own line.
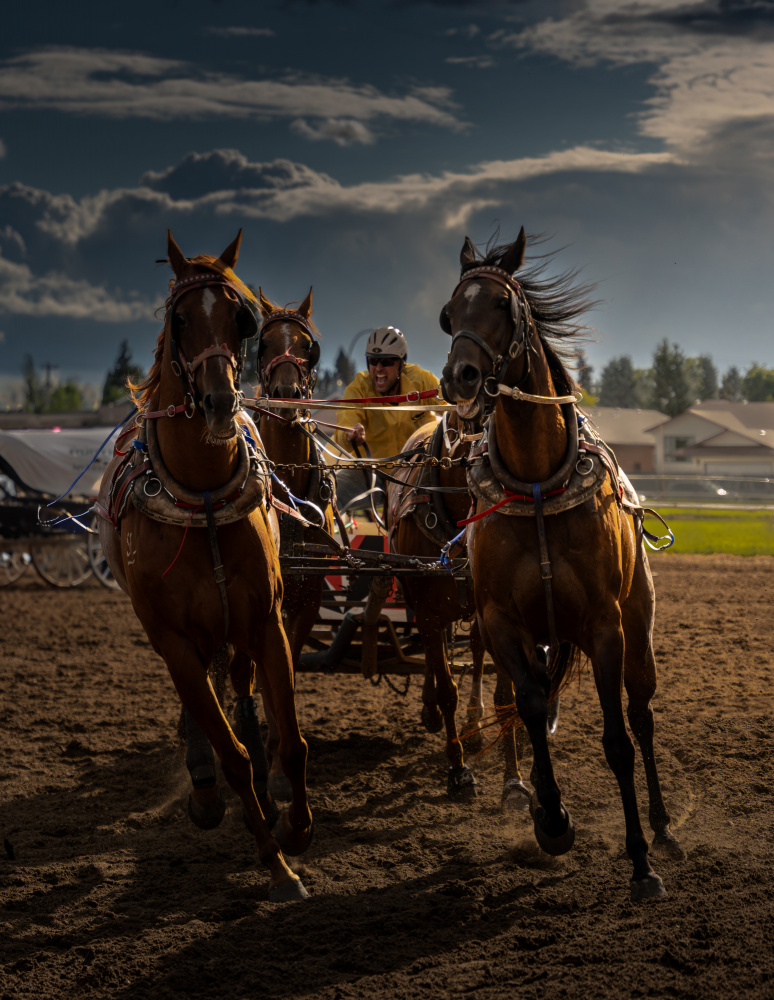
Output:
[447, 765, 478, 800]
[501, 778, 531, 812]
[272, 812, 315, 858]
[653, 828, 685, 859]
[530, 792, 575, 856]
[269, 877, 309, 903]
[421, 705, 443, 734]
[187, 789, 226, 831]
[630, 873, 668, 902]
[268, 773, 293, 802]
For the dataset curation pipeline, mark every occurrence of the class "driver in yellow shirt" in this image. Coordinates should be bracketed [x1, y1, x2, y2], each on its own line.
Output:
[334, 326, 440, 514]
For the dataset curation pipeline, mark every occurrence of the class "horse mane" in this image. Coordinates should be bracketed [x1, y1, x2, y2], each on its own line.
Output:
[128, 253, 258, 409]
[461, 234, 598, 395]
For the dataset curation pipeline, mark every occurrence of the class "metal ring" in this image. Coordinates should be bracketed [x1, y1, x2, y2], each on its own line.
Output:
[483, 376, 500, 397]
[143, 477, 162, 498]
[170, 359, 182, 377]
[575, 456, 594, 476]
[425, 511, 438, 530]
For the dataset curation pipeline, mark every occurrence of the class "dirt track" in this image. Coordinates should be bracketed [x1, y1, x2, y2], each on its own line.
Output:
[2, 554, 773, 999]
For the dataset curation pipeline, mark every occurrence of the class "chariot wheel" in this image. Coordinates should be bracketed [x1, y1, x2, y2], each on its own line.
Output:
[0, 550, 31, 587]
[29, 537, 93, 588]
[87, 518, 120, 590]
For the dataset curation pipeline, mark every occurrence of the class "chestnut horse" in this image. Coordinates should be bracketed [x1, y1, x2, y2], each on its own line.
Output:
[360, 412, 532, 806]
[252, 287, 334, 796]
[440, 229, 682, 901]
[97, 231, 312, 902]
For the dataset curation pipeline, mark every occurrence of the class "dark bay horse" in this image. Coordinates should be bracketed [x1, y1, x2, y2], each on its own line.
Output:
[440, 229, 682, 901]
[360, 412, 531, 806]
[252, 288, 334, 796]
[97, 231, 312, 902]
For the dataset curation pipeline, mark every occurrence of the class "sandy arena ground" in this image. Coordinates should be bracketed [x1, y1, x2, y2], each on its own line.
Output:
[1, 554, 773, 999]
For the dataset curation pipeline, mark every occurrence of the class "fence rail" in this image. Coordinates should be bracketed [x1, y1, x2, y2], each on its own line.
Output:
[629, 475, 774, 508]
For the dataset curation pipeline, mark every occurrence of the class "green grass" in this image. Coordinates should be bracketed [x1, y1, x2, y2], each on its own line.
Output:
[646, 507, 774, 556]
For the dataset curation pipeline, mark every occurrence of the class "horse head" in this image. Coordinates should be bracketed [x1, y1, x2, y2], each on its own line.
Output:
[257, 288, 321, 404]
[440, 227, 533, 420]
[165, 229, 258, 441]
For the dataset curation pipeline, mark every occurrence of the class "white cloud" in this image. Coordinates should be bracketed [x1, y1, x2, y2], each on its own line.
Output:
[290, 118, 377, 146]
[0, 47, 465, 131]
[500, 0, 774, 159]
[0, 251, 155, 320]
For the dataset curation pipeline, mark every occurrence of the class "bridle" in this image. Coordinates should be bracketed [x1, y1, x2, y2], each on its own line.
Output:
[442, 264, 537, 402]
[258, 309, 320, 399]
[165, 272, 256, 411]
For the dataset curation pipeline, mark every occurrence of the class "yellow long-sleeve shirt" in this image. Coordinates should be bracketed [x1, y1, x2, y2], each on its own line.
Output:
[334, 364, 441, 462]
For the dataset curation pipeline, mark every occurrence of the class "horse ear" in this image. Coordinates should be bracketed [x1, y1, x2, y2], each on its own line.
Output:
[258, 286, 276, 319]
[298, 287, 313, 319]
[218, 229, 243, 270]
[499, 227, 526, 276]
[459, 236, 477, 269]
[167, 230, 187, 277]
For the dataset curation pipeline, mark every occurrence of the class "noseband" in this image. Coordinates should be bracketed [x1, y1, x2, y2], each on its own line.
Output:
[166, 272, 251, 408]
[445, 264, 536, 397]
[259, 310, 320, 398]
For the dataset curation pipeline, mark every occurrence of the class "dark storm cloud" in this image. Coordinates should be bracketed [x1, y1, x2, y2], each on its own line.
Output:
[644, 0, 774, 37]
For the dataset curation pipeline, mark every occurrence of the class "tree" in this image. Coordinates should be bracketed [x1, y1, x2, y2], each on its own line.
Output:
[102, 341, 145, 405]
[22, 355, 45, 413]
[574, 349, 595, 402]
[742, 363, 774, 402]
[48, 380, 84, 412]
[685, 354, 718, 402]
[650, 339, 692, 416]
[597, 356, 639, 408]
[720, 366, 744, 402]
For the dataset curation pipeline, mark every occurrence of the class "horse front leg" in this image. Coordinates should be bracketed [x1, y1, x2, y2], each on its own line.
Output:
[493, 672, 531, 811]
[230, 649, 278, 827]
[163, 635, 307, 902]
[418, 618, 477, 800]
[590, 623, 667, 901]
[463, 618, 486, 753]
[483, 607, 574, 855]
[256, 613, 314, 859]
[622, 610, 683, 859]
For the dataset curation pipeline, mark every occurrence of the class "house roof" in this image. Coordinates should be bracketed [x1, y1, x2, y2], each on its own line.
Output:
[581, 406, 667, 446]
[651, 400, 774, 451]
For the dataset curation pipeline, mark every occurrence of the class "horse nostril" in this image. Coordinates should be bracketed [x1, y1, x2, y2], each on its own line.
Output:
[203, 393, 214, 413]
[461, 365, 479, 387]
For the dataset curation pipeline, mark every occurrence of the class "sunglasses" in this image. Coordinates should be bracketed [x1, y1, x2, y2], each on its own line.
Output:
[367, 355, 401, 368]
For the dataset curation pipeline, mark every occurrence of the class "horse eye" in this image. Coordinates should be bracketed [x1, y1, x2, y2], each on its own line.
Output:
[175, 312, 187, 327]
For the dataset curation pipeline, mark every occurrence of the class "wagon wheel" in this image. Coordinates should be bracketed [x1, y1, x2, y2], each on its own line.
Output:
[0, 550, 30, 587]
[87, 516, 120, 591]
[29, 537, 93, 588]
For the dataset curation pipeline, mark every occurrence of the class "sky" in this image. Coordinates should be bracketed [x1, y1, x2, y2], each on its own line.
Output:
[1, 0, 774, 404]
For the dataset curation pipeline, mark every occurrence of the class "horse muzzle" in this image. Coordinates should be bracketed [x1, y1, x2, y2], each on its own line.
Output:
[441, 360, 484, 420]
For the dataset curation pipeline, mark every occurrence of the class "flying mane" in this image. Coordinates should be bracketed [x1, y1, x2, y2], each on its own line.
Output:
[460, 235, 598, 396]
[128, 253, 258, 409]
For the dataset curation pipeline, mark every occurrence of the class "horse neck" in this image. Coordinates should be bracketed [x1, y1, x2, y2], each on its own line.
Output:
[260, 411, 312, 500]
[494, 343, 568, 484]
[153, 366, 239, 491]
[439, 414, 478, 521]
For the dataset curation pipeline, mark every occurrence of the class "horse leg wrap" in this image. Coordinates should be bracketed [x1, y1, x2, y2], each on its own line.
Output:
[235, 695, 269, 798]
[184, 710, 217, 789]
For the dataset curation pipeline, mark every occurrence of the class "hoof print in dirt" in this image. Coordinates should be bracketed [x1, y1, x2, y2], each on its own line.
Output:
[447, 765, 478, 799]
[187, 790, 226, 831]
[630, 873, 668, 902]
[269, 878, 309, 903]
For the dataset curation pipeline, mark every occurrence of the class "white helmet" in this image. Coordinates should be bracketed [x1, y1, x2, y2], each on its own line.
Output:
[366, 326, 408, 362]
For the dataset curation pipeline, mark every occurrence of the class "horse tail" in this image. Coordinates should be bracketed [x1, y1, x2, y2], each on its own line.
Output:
[547, 641, 583, 702]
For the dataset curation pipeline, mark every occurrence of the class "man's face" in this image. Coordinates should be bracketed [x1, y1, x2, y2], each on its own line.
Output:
[367, 355, 402, 395]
